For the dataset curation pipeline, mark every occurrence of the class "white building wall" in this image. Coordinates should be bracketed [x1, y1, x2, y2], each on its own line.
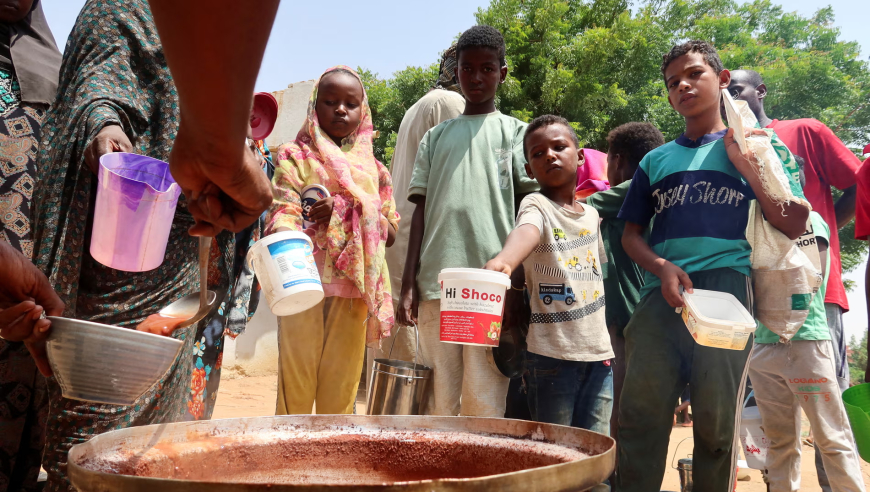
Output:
[223, 80, 315, 379]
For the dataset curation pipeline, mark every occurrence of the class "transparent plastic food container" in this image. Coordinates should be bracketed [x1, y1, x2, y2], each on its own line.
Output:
[679, 288, 757, 350]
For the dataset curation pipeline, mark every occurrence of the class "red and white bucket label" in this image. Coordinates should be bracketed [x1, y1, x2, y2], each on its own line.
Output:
[440, 279, 507, 347]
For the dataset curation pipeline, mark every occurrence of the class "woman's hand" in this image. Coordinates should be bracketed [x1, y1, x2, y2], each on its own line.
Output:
[84, 125, 133, 174]
[0, 301, 50, 341]
[0, 242, 65, 377]
[309, 197, 335, 226]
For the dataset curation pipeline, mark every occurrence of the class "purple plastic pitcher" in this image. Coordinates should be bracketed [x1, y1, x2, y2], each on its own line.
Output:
[90, 153, 181, 272]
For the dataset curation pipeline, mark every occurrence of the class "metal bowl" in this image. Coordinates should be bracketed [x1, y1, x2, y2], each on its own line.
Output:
[68, 415, 615, 491]
[46, 316, 183, 405]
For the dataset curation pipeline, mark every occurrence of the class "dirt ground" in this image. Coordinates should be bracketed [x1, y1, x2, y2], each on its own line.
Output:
[213, 375, 870, 490]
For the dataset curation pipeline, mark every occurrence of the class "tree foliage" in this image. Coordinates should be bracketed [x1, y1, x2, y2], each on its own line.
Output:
[359, 65, 439, 165]
[849, 331, 868, 386]
[360, 0, 870, 276]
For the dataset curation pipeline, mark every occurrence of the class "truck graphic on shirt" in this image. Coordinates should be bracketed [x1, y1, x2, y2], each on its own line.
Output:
[539, 283, 576, 305]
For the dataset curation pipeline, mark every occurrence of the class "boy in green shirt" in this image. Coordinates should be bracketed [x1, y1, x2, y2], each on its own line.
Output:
[748, 184, 865, 489]
[585, 122, 664, 452]
[396, 25, 539, 417]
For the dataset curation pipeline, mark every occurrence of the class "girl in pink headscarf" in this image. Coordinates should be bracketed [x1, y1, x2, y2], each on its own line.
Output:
[268, 66, 398, 415]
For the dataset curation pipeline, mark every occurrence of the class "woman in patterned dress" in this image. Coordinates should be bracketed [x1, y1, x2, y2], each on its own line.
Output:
[31, 1, 260, 490]
[0, 0, 61, 490]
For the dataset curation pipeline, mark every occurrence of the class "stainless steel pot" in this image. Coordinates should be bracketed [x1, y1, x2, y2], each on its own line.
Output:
[367, 323, 431, 415]
[68, 415, 615, 492]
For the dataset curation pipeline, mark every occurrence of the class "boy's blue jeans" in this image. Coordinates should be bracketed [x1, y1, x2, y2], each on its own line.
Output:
[526, 351, 613, 434]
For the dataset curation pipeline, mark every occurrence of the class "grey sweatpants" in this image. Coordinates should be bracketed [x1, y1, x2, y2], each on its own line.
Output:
[816, 303, 859, 491]
[418, 299, 509, 417]
[750, 340, 865, 492]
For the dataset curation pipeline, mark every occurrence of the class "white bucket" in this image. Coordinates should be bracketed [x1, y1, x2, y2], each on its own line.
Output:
[247, 231, 324, 316]
[437, 268, 511, 347]
[679, 288, 756, 350]
[740, 393, 768, 470]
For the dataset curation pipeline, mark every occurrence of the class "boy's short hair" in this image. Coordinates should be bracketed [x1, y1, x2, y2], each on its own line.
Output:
[456, 25, 507, 67]
[661, 40, 724, 81]
[606, 122, 665, 169]
[523, 115, 579, 159]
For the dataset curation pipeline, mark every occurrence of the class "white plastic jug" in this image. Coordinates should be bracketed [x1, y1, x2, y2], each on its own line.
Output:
[247, 231, 324, 316]
[740, 391, 769, 470]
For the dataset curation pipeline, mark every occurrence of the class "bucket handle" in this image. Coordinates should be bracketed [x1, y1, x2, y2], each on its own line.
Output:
[388, 322, 423, 370]
[671, 437, 694, 469]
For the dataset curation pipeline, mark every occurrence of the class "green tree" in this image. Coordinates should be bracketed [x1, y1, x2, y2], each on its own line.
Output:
[849, 331, 868, 386]
[360, 0, 870, 277]
[359, 64, 439, 166]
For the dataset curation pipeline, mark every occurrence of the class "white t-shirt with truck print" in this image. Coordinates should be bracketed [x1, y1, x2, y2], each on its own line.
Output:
[516, 193, 614, 362]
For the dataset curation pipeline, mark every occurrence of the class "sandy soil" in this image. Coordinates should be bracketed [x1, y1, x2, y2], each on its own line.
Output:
[213, 375, 870, 490]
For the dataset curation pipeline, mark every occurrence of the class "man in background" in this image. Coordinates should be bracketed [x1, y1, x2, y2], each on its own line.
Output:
[378, 45, 465, 365]
[729, 69, 863, 492]
[856, 144, 870, 384]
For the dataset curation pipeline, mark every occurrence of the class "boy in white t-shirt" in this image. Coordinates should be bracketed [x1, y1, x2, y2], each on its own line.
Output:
[485, 115, 614, 433]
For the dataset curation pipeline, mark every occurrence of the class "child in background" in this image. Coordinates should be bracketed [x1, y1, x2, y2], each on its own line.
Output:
[616, 41, 809, 491]
[484, 115, 613, 432]
[397, 25, 539, 417]
[748, 164, 865, 491]
[268, 66, 398, 415]
[584, 122, 664, 445]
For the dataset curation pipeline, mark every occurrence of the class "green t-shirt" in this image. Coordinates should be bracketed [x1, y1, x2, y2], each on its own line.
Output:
[754, 212, 831, 343]
[408, 111, 540, 301]
[586, 180, 645, 331]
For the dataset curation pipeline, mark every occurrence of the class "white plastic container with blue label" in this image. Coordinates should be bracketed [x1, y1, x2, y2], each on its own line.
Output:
[247, 231, 324, 316]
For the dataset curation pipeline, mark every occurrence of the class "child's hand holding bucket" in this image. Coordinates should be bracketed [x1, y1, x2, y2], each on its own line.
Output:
[484, 258, 513, 276]
[308, 196, 335, 226]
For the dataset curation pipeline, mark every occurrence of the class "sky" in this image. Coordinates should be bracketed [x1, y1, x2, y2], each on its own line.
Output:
[40, 0, 870, 341]
[41, 0, 869, 93]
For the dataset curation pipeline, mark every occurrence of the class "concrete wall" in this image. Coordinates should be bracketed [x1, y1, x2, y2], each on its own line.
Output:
[265, 80, 316, 151]
[223, 80, 315, 380]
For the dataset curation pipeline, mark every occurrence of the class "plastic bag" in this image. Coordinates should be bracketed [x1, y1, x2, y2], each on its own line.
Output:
[746, 201, 822, 339]
[723, 90, 820, 340]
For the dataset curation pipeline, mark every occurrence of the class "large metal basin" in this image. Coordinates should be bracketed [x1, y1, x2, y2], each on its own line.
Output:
[68, 415, 614, 492]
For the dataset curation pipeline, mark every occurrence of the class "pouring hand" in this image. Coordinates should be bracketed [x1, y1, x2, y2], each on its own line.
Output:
[171, 125, 273, 236]
[0, 242, 64, 377]
[84, 125, 134, 174]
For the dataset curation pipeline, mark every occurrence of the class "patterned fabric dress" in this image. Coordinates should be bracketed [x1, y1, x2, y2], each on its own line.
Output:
[31, 1, 257, 489]
[0, 67, 51, 491]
